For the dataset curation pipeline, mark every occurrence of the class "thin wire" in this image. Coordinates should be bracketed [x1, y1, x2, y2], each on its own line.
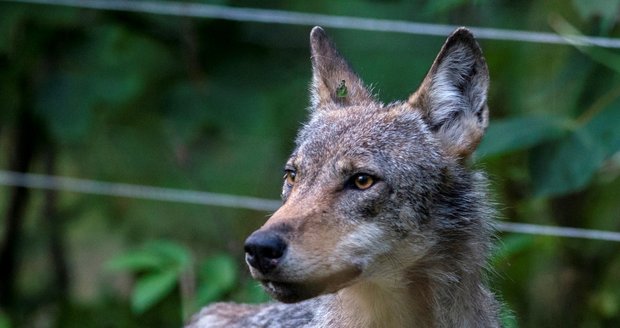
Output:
[5, 0, 620, 48]
[0, 170, 281, 212]
[1, 170, 620, 242]
[497, 222, 620, 243]
[3, 0, 620, 242]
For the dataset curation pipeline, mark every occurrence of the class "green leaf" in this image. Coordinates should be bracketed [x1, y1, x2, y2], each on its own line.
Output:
[80, 25, 174, 106]
[0, 310, 11, 328]
[528, 95, 620, 197]
[550, 15, 620, 73]
[33, 25, 174, 143]
[196, 254, 238, 305]
[530, 128, 607, 196]
[105, 240, 191, 273]
[144, 240, 191, 271]
[571, 0, 620, 31]
[132, 269, 179, 314]
[583, 97, 620, 156]
[477, 116, 569, 158]
[336, 80, 348, 98]
[105, 250, 165, 273]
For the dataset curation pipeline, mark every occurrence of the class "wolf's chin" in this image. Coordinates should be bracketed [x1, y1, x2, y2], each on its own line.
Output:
[260, 267, 363, 303]
[260, 280, 319, 303]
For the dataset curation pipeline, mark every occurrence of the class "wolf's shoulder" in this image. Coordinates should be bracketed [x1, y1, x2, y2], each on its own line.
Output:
[186, 299, 320, 328]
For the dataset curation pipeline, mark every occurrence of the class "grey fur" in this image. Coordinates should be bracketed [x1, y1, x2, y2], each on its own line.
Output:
[187, 26, 500, 328]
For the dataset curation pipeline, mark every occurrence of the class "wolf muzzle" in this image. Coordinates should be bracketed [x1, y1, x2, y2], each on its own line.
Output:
[244, 230, 287, 275]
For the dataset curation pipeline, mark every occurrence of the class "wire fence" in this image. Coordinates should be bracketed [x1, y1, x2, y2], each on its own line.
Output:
[6, 0, 620, 48]
[1, 170, 620, 242]
[0, 170, 281, 212]
[2, 0, 620, 243]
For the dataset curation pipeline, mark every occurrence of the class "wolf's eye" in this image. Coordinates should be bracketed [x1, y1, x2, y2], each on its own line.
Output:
[284, 170, 297, 186]
[351, 174, 374, 190]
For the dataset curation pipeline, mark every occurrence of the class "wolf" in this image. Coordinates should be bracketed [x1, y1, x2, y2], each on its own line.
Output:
[187, 26, 500, 327]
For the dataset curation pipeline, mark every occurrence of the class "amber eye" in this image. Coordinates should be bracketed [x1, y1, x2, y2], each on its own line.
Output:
[284, 170, 297, 186]
[352, 174, 374, 190]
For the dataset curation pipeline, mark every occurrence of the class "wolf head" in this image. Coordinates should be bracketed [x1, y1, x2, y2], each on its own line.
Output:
[244, 26, 490, 303]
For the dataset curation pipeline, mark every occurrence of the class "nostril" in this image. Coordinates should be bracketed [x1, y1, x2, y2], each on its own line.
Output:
[245, 232, 286, 260]
[244, 231, 287, 274]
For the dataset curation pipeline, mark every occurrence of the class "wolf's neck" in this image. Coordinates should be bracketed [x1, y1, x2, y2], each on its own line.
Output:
[316, 278, 419, 328]
[318, 261, 497, 328]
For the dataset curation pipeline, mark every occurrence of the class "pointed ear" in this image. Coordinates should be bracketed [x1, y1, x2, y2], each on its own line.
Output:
[408, 28, 489, 159]
[310, 26, 374, 109]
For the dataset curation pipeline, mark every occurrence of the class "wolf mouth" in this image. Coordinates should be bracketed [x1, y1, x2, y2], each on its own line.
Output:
[260, 280, 316, 303]
[259, 266, 362, 304]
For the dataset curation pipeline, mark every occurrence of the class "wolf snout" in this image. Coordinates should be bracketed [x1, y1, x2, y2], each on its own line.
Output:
[244, 230, 287, 274]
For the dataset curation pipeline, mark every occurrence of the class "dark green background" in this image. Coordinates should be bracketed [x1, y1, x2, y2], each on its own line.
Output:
[1, 0, 620, 327]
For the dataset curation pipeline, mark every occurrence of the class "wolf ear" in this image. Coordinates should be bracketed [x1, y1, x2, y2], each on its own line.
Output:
[408, 28, 489, 159]
[309, 26, 374, 109]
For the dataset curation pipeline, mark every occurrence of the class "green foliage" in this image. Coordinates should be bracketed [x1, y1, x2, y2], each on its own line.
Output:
[0, 311, 10, 328]
[572, 0, 620, 31]
[2, 1, 620, 327]
[107, 241, 242, 316]
[500, 302, 519, 328]
[477, 115, 569, 158]
[551, 15, 620, 73]
[107, 240, 191, 314]
[530, 128, 606, 196]
[196, 254, 238, 305]
[424, 0, 490, 14]
[132, 269, 179, 314]
[336, 80, 348, 98]
[530, 88, 620, 196]
[233, 280, 271, 304]
[491, 234, 536, 267]
[33, 25, 174, 143]
[480, 96, 620, 196]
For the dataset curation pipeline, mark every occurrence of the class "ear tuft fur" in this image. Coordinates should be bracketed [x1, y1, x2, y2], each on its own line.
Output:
[310, 26, 374, 110]
[409, 27, 489, 159]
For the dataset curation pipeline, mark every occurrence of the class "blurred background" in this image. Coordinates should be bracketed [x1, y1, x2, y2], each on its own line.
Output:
[1, 0, 620, 327]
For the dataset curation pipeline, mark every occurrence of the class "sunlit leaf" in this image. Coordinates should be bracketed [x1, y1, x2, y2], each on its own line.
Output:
[477, 115, 569, 158]
[132, 269, 178, 314]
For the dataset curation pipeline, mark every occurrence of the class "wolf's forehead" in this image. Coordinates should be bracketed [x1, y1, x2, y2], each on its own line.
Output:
[294, 106, 429, 163]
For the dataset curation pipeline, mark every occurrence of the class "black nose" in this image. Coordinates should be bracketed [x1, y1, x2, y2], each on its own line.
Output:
[244, 230, 287, 274]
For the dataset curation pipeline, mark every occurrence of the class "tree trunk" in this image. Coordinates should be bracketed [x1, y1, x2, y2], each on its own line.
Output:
[0, 111, 37, 307]
[43, 146, 69, 302]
